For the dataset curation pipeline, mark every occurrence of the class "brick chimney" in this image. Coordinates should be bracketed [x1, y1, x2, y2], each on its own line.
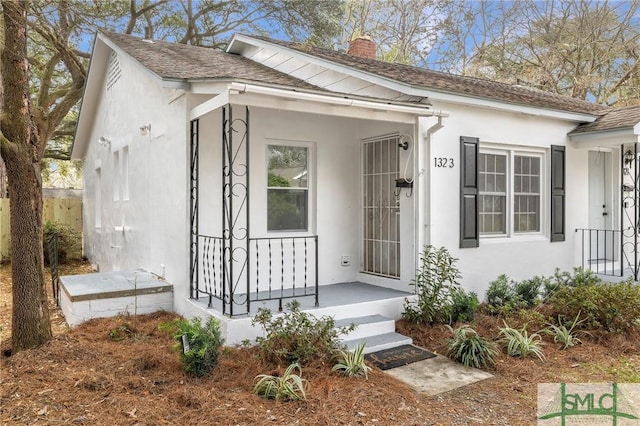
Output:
[347, 36, 376, 60]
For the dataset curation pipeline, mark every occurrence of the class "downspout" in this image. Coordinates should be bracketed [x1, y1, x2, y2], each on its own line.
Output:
[414, 115, 445, 283]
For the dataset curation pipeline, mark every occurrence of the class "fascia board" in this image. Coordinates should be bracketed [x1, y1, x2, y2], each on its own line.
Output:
[568, 127, 638, 142]
[422, 89, 598, 123]
[229, 34, 599, 123]
[71, 35, 108, 160]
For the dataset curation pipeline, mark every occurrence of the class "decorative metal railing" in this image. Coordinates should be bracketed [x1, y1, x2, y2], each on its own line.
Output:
[46, 232, 61, 305]
[575, 228, 623, 277]
[193, 234, 318, 316]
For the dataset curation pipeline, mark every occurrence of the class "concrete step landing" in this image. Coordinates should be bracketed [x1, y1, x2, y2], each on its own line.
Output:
[337, 314, 412, 354]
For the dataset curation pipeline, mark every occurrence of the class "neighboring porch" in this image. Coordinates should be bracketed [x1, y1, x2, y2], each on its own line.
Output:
[575, 142, 640, 281]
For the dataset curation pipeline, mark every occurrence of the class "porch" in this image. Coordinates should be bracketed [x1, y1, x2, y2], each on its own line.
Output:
[187, 280, 416, 347]
[188, 92, 432, 318]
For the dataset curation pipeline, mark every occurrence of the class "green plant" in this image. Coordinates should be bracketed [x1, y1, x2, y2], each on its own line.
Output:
[498, 323, 545, 361]
[514, 276, 544, 308]
[546, 267, 602, 296]
[109, 323, 133, 341]
[159, 316, 224, 377]
[545, 312, 587, 349]
[332, 342, 371, 379]
[252, 301, 353, 365]
[549, 280, 640, 333]
[43, 221, 82, 264]
[445, 325, 497, 369]
[445, 289, 479, 323]
[485, 274, 516, 313]
[253, 362, 308, 401]
[403, 245, 462, 324]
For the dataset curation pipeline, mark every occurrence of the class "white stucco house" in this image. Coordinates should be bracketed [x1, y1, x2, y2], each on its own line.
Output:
[69, 31, 640, 344]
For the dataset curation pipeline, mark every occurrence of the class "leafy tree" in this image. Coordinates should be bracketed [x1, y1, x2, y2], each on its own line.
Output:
[454, 0, 640, 106]
[1, 0, 343, 351]
[338, 0, 447, 64]
[1, 0, 53, 352]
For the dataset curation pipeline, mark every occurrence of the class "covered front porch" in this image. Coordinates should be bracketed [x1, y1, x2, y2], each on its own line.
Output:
[188, 83, 439, 318]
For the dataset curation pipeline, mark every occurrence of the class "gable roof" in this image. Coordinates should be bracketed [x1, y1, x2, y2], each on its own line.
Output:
[239, 36, 607, 117]
[101, 31, 321, 90]
[569, 105, 640, 135]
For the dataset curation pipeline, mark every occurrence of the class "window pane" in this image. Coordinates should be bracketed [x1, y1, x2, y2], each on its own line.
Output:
[267, 189, 308, 231]
[514, 156, 540, 233]
[267, 145, 308, 188]
[479, 194, 506, 234]
[479, 152, 507, 235]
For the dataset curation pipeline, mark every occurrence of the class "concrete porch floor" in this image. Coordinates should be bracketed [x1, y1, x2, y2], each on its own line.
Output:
[194, 281, 414, 318]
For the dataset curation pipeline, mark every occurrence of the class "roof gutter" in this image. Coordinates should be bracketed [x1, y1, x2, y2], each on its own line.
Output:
[226, 82, 448, 117]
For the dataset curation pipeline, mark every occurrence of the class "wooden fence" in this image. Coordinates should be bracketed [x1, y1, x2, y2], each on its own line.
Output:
[0, 197, 82, 261]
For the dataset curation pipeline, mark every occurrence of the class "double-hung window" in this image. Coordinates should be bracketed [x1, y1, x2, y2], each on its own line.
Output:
[479, 150, 542, 236]
[267, 144, 309, 231]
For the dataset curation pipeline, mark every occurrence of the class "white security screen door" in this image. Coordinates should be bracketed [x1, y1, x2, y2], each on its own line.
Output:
[362, 135, 400, 278]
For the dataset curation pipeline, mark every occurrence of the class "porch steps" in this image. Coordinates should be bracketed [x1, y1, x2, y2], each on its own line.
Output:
[337, 314, 412, 354]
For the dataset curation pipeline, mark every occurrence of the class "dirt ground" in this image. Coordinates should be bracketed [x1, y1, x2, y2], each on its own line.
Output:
[1, 262, 639, 425]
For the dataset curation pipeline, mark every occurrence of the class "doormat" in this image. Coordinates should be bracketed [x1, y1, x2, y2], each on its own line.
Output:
[365, 344, 436, 370]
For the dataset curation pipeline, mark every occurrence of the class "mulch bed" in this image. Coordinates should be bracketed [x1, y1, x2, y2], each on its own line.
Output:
[1, 261, 639, 425]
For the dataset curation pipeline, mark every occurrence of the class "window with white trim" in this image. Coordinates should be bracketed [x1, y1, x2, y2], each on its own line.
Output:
[479, 149, 542, 236]
[267, 144, 309, 231]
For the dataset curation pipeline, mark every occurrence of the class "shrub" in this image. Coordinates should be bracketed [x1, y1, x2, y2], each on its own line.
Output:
[332, 342, 371, 379]
[253, 363, 308, 401]
[485, 274, 516, 313]
[252, 301, 353, 365]
[545, 267, 601, 296]
[549, 280, 640, 333]
[159, 316, 224, 377]
[445, 289, 479, 323]
[403, 245, 462, 324]
[446, 325, 497, 369]
[43, 221, 82, 264]
[514, 276, 544, 308]
[498, 323, 545, 361]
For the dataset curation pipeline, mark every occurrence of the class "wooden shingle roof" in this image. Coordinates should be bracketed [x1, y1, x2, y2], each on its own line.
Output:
[101, 31, 321, 90]
[569, 105, 640, 134]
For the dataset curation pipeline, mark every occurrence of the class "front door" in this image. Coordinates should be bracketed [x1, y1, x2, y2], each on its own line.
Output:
[588, 150, 613, 260]
[362, 135, 400, 278]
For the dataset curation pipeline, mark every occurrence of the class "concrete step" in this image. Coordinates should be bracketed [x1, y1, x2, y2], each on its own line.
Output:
[343, 332, 413, 354]
[335, 314, 396, 341]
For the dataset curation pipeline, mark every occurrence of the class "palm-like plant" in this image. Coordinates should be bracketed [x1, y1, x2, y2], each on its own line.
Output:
[253, 363, 308, 401]
[332, 342, 371, 379]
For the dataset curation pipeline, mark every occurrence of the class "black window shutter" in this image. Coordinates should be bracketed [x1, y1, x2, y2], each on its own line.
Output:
[550, 145, 566, 242]
[460, 136, 479, 248]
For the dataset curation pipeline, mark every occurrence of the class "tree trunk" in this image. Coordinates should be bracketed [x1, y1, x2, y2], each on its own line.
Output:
[0, 0, 52, 352]
[0, 158, 6, 197]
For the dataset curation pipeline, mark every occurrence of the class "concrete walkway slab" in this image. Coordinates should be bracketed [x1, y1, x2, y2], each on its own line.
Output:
[384, 354, 493, 396]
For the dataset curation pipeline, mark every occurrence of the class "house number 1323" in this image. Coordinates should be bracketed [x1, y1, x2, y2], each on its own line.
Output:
[434, 157, 454, 168]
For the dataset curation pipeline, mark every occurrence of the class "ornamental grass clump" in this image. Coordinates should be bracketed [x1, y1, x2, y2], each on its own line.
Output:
[332, 342, 371, 379]
[498, 322, 545, 361]
[545, 312, 588, 350]
[445, 325, 497, 369]
[253, 363, 308, 401]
